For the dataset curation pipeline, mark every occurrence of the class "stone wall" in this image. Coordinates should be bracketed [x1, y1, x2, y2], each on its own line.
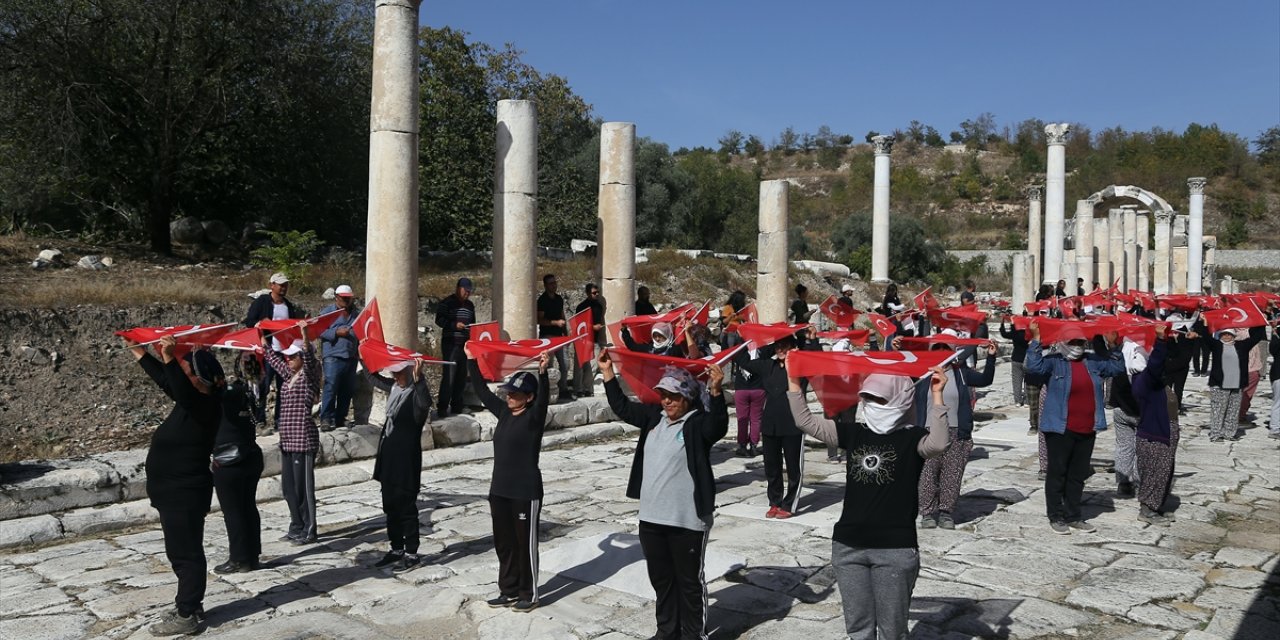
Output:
[946, 249, 1280, 275]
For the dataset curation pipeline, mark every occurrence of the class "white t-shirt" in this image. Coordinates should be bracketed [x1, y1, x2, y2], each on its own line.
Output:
[271, 301, 289, 351]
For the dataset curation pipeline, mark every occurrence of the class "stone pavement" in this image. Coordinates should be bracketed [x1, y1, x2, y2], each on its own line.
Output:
[1, 366, 1277, 640]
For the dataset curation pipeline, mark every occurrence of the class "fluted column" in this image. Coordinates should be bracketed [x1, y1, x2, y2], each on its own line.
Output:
[493, 100, 538, 339]
[365, 0, 422, 348]
[597, 122, 637, 325]
[758, 180, 790, 323]
[870, 135, 894, 283]
[1042, 124, 1070, 284]
[1187, 177, 1206, 294]
[1026, 185, 1044, 287]
[1074, 200, 1094, 289]
[1153, 211, 1173, 294]
[1136, 213, 1149, 292]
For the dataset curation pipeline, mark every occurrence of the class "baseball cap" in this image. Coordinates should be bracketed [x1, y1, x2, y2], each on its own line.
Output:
[381, 360, 414, 375]
[841, 284, 855, 294]
[281, 340, 305, 356]
[335, 284, 354, 297]
[653, 367, 699, 400]
[497, 371, 538, 394]
[457, 277, 474, 292]
[270, 272, 290, 285]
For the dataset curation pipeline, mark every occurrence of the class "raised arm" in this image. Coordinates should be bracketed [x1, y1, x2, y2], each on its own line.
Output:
[962, 342, 999, 388]
[700, 364, 729, 444]
[918, 367, 952, 459]
[599, 350, 658, 428]
[466, 357, 506, 417]
[785, 372, 839, 447]
[533, 353, 551, 429]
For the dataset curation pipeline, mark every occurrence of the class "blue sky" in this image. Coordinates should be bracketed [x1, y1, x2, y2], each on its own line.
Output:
[421, 1, 1280, 150]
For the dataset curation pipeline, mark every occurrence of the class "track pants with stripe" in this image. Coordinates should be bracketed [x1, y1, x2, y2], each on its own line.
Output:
[490, 495, 541, 602]
[639, 520, 710, 640]
[281, 451, 317, 540]
[762, 434, 804, 512]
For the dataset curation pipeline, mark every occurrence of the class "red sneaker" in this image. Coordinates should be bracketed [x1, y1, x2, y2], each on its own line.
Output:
[765, 506, 778, 518]
[773, 507, 793, 519]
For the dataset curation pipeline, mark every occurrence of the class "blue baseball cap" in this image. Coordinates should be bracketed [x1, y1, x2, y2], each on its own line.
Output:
[497, 371, 537, 394]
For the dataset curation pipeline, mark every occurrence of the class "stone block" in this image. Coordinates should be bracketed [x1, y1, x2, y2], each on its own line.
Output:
[0, 613, 95, 640]
[1212, 546, 1273, 568]
[343, 425, 382, 459]
[547, 402, 589, 429]
[91, 450, 148, 501]
[60, 499, 156, 537]
[432, 417, 481, 448]
[314, 463, 372, 492]
[0, 459, 121, 519]
[259, 443, 283, 477]
[582, 396, 618, 423]
[0, 514, 62, 549]
[756, 232, 788, 275]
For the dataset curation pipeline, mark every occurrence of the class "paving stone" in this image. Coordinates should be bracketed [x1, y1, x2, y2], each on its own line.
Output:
[948, 596, 1094, 638]
[0, 585, 73, 617]
[0, 613, 95, 640]
[1213, 546, 1274, 568]
[1207, 567, 1270, 588]
[1193, 585, 1261, 612]
[1203, 607, 1280, 640]
[1124, 603, 1200, 630]
[0, 514, 62, 549]
[1064, 560, 1204, 615]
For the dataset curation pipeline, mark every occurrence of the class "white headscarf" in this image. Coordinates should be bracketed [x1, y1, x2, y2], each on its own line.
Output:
[1054, 341, 1086, 360]
[651, 322, 673, 349]
[1121, 339, 1149, 376]
[859, 374, 917, 435]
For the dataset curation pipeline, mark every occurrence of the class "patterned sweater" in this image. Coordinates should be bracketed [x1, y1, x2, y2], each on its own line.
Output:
[265, 344, 321, 453]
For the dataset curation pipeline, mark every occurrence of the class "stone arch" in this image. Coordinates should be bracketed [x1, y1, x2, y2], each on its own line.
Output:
[1084, 185, 1175, 216]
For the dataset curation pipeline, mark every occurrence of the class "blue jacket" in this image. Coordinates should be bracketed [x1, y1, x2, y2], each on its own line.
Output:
[912, 348, 997, 441]
[1024, 340, 1125, 434]
[318, 303, 358, 361]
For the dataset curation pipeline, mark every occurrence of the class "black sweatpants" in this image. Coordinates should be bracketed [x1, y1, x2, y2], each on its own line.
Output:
[1193, 339, 1210, 373]
[382, 482, 421, 554]
[437, 339, 469, 415]
[489, 495, 541, 602]
[762, 433, 804, 512]
[213, 452, 263, 564]
[1044, 430, 1096, 523]
[158, 508, 208, 617]
[281, 451, 317, 540]
[1171, 367, 1191, 410]
[639, 520, 710, 640]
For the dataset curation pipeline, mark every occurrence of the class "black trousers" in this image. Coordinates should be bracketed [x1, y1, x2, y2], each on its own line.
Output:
[489, 495, 541, 602]
[1044, 430, 1096, 523]
[382, 481, 421, 554]
[158, 508, 207, 616]
[1171, 367, 1191, 410]
[1193, 339, 1211, 373]
[639, 520, 709, 640]
[281, 452, 317, 540]
[762, 433, 804, 511]
[437, 339, 468, 414]
[213, 452, 263, 564]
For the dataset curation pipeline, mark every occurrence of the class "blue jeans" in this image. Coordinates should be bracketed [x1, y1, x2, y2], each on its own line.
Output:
[320, 357, 357, 427]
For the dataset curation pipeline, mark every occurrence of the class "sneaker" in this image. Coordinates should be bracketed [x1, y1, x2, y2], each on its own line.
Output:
[512, 599, 539, 612]
[291, 536, 318, 546]
[1116, 482, 1134, 499]
[1068, 520, 1097, 533]
[557, 393, 573, 404]
[374, 550, 404, 569]
[765, 506, 779, 519]
[773, 507, 793, 519]
[278, 533, 300, 542]
[735, 445, 750, 458]
[487, 594, 519, 608]
[1050, 520, 1071, 535]
[919, 515, 937, 529]
[748, 443, 760, 457]
[937, 513, 955, 530]
[1027, 427, 1038, 436]
[1037, 471, 1047, 481]
[1209, 437, 1223, 443]
[1268, 432, 1280, 440]
[392, 553, 420, 572]
[1138, 507, 1172, 527]
[148, 608, 200, 636]
[213, 559, 258, 574]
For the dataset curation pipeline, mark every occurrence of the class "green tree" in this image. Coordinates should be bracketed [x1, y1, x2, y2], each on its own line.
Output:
[1255, 126, 1280, 167]
[717, 130, 744, 158]
[831, 212, 945, 282]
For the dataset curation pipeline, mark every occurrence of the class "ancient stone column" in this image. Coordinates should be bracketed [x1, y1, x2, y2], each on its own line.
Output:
[365, 0, 422, 348]
[1187, 177, 1207, 294]
[1136, 213, 1149, 292]
[493, 99, 538, 340]
[597, 122, 637, 326]
[1093, 218, 1111, 288]
[1042, 124, 1070, 285]
[1153, 210, 1173, 294]
[1109, 209, 1125, 290]
[1074, 200, 1094, 289]
[1012, 253, 1034, 313]
[758, 180, 789, 323]
[1026, 185, 1044, 286]
[870, 135, 895, 284]
[1061, 251, 1076, 299]
[1203, 235, 1217, 288]
[1123, 209, 1138, 293]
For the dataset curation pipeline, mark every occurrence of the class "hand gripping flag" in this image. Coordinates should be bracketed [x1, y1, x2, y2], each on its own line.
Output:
[570, 308, 596, 368]
[866, 312, 897, 338]
[913, 287, 939, 311]
[895, 335, 991, 351]
[818, 295, 861, 329]
[1113, 312, 1170, 350]
[352, 298, 385, 343]
[469, 321, 501, 342]
[358, 339, 451, 375]
[787, 349, 956, 415]
[1024, 300, 1053, 315]
[606, 343, 745, 404]
[735, 322, 809, 350]
[730, 302, 759, 330]
[818, 329, 871, 348]
[927, 306, 988, 335]
[257, 308, 345, 345]
[619, 303, 695, 344]
[675, 300, 711, 336]
[1202, 301, 1268, 333]
[468, 336, 578, 381]
[1156, 294, 1202, 314]
[115, 323, 238, 350]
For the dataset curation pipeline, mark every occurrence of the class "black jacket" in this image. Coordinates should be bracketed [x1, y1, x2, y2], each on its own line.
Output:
[1207, 326, 1265, 389]
[368, 373, 432, 484]
[139, 355, 220, 511]
[1271, 328, 1280, 382]
[1000, 322, 1029, 362]
[606, 378, 728, 518]
[243, 294, 304, 328]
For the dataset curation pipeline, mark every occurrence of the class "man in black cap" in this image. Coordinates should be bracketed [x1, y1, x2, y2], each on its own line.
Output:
[434, 277, 476, 417]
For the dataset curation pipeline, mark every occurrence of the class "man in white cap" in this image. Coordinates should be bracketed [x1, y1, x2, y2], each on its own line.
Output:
[319, 285, 361, 430]
[243, 272, 305, 426]
[838, 284, 855, 308]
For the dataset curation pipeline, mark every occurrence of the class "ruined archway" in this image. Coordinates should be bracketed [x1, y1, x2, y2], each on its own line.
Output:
[1083, 184, 1175, 216]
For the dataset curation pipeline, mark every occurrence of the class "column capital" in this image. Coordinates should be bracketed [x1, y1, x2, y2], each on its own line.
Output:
[1154, 209, 1175, 224]
[1187, 177, 1207, 195]
[871, 135, 895, 155]
[1025, 185, 1044, 201]
[1044, 123, 1070, 145]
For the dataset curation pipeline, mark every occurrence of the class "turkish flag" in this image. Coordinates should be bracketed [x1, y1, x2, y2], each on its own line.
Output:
[1024, 300, 1053, 315]
[1031, 317, 1128, 344]
[570, 308, 596, 368]
[1156, 294, 1201, 313]
[620, 303, 695, 344]
[606, 344, 744, 404]
[928, 307, 988, 335]
[896, 335, 991, 351]
[787, 349, 957, 415]
[352, 298, 385, 343]
[359, 339, 450, 374]
[1112, 292, 1136, 308]
[818, 329, 871, 348]
[818, 295, 861, 329]
[736, 322, 809, 350]
[1113, 312, 1169, 350]
[469, 321, 501, 342]
[1202, 302, 1268, 333]
[913, 287, 939, 311]
[257, 309, 344, 345]
[115, 323, 238, 348]
[467, 336, 578, 381]
[1059, 297, 1079, 318]
[738, 302, 758, 325]
[1078, 293, 1111, 312]
[208, 327, 264, 353]
[866, 312, 897, 338]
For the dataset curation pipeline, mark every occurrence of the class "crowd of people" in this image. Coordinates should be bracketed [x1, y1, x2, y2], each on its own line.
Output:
[120, 270, 1279, 638]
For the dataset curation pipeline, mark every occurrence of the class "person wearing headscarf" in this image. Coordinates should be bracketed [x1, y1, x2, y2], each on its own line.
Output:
[262, 328, 322, 545]
[899, 333, 997, 530]
[1023, 322, 1125, 534]
[999, 313, 1031, 407]
[1205, 326, 1267, 442]
[600, 351, 727, 640]
[720, 291, 748, 351]
[1108, 339, 1146, 499]
[123, 336, 221, 636]
[1161, 312, 1198, 412]
[211, 357, 265, 576]
[367, 358, 432, 573]
[786, 367, 950, 640]
[622, 321, 678, 356]
[1129, 325, 1179, 525]
[467, 351, 550, 611]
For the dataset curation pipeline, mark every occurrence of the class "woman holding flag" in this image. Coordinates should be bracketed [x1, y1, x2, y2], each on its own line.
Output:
[367, 357, 432, 573]
[262, 327, 322, 545]
[1205, 325, 1267, 442]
